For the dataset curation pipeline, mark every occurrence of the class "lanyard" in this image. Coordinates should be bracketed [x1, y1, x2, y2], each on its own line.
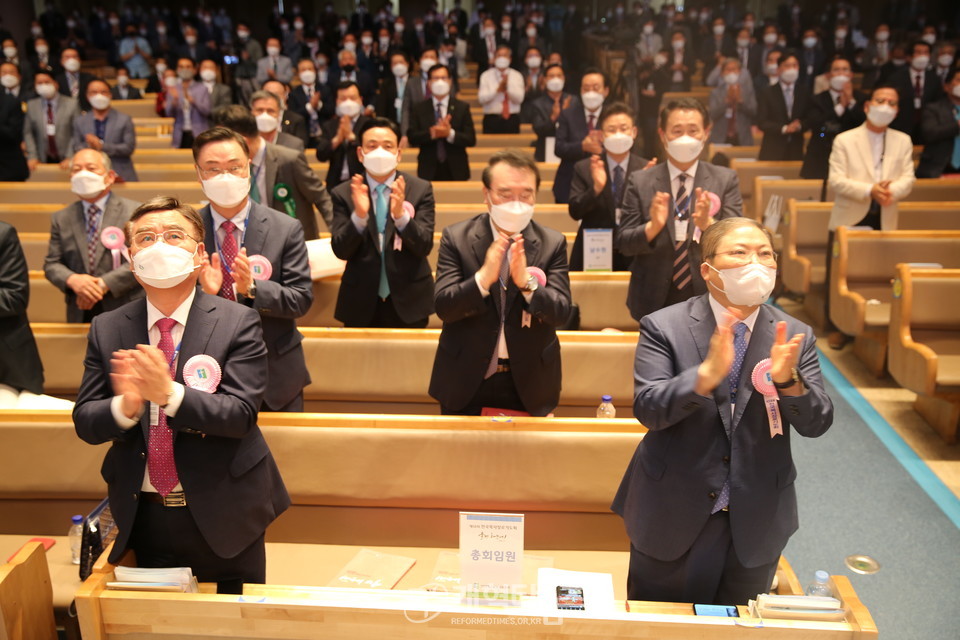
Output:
[167, 341, 182, 375]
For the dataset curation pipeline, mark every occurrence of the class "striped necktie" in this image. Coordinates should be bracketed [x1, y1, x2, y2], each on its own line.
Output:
[671, 173, 692, 292]
[86, 204, 101, 274]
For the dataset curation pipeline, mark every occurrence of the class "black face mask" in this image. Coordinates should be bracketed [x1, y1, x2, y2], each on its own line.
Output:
[341, 64, 355, 73]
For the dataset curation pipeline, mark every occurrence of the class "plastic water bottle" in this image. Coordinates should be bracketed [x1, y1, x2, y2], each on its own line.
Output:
[69, 515, 83, 565]
[596, 395, 616, 419]
[805, 570, 832, 597]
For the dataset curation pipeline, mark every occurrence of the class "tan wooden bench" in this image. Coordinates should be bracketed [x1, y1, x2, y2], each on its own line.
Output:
[732, 160, 803, 215]
[888, 266, 960, 443]
[830, 228, 960, 376]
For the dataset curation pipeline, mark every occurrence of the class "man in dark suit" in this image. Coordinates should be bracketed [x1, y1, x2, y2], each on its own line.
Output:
[757, 52, 811, 160]
[407, 63, 476, 182]
[554, 68, 609, 203]
[917, 68, 960, 178]
[800, 57, 866, 180]
[529, 64, 575, 162]
[889, 41, 945, 143]
[261, 80, 310, 147]
[375, 51, 411, 135]
[616, 98, 743, 324]
[111, 68, 143, 100]
[0, 222, 44, 395]
[429, 151, 572, 416]
[54, 48, 94, 110]
[699, 17, 735, 66]
[329, 118, 436, 328]
[288, 58, 335, 145]
[0, 91, 28, 182]
[612, 217, 833, 605]
[193, 127, 313, 411]
[73, 196, 291, 593]
[796, 30, 826, 90]
[399, 49, 438, 140]
[316, 81, 371, 190]
[569, 103, 651, 272]
[44, 149, 143, 323]
[328, 49, 377, 107]
[212, 105, 333, 239]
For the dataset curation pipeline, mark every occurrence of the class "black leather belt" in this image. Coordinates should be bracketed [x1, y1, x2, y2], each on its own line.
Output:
[495, 358, 510, 373]
[141, 491, 187, 507]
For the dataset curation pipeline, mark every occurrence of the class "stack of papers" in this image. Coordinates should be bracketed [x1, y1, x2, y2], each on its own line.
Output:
[749, 594, 844, 621]
[107, 566, 198, 593]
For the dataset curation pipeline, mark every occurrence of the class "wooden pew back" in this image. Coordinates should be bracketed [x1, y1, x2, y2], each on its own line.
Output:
[0, 541, 58, 640]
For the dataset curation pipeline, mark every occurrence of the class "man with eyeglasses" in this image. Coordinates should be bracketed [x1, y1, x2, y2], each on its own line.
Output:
[429, 150, 572, 416]
[73, 195, 290, 594]
[44, 149, 143, 322]
[192, 126, 313, 412]
[612, 216, 833, 606]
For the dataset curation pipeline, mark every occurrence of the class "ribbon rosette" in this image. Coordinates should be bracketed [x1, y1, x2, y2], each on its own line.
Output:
[247, 254, 273, 281]
[692, 191, 722, 243]
[182, 355, 222, 394]
[751, 358, 784, 438]
[100, 226, 129, 269]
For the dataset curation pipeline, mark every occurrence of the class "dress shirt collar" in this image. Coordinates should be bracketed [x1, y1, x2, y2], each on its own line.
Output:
[210, 199, 252, 237]
[146, 287, 196, 332]
[434, 94, 450, 112]
[252, 137, 267, 167]
[707, 291, 761, 335]
[606, 153, 629, 175]
[667, 159, 699, 184]
[84, 191, 111, 214]
[365, 170, 397, 193]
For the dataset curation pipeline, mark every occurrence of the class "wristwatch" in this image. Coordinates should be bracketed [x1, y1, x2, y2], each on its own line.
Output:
[520, 274, 539, 293]
[243, 282, 257, 300]
[773, 367, 803, 390]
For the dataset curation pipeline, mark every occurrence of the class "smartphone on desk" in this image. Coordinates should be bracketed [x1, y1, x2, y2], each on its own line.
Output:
[556, 586, 585, 610]
[693, 603, 739, 617]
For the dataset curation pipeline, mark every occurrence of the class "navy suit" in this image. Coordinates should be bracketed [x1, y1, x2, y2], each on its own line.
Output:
[0, 222, 44, 394]
[73, 291, 291, 573]
[553, 104, 595, 203]
[612, 295, 833, 603]
[201, 202, 313, 411]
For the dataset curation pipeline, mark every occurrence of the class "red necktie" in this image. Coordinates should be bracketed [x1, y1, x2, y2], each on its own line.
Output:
[914, 72, 922, 99]
[218, 220, 237, 301]
[501, 72, 511, 119]
[150, 318, 180, 497]
[587, 114, 596, 131]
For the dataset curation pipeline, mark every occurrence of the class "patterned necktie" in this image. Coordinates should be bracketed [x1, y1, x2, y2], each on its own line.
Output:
[374, 183, 391, 299]
[86, 204, 100, 274]
[484, 239, 513, 379]
[783, 84, 794, 119]
[435, 101, 448, 162]
[712, 322, 748, 513]
[501, 72, 511, 119]
[671, 173, 692, 292]
[612, 165, 625, 203]
[150, 318, 180, 497]
[218, 220, 238, 301]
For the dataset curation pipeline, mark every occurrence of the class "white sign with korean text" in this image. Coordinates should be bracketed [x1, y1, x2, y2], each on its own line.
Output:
[459, 512, 524, 606]
[583, 228, 613, 271]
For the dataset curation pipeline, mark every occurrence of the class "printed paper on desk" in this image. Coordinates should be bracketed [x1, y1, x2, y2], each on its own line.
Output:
[544, 137, 559, 164]
[460, 512, 524, 606]
[327, 548, 416, 590]
[583, 228, 613, 271]
[305, 238, 346, 280]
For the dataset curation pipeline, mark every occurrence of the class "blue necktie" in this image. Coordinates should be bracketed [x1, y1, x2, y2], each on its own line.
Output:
[714, 322, 748, 513]
[612, 165, 625, 203]
[374, 183, 391, 299]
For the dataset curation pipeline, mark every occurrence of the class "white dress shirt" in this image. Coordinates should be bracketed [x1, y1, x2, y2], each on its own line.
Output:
[477, 67, 525, 115]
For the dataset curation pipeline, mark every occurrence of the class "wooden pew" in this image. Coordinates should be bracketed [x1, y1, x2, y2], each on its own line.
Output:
[830, 228, 960, 376]
[781, 200, 960, 327]
[731, 160, 803, 215]
[888, 265, 960, 443]
[708, 144, 760, 160]
[125, 146, 542, 165]
[0, 541, 58, 640]
[132, 131, 537, 151]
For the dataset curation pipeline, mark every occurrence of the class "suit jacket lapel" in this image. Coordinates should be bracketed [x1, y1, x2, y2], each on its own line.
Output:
[68, 201, 88, 262]
[470, 215, 502, 314]
[263, 144, 279, 206]
[175, 290, 218, 384]
[504, 223, 541, 315]
[732, 305, 776, 429]
[657, 164, 677, 244]
[243, 203, 268, 256]
[689, 295, 733, 436]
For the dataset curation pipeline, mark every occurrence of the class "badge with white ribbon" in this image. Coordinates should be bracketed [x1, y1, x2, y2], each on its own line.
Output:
[100, 226, 129, 270]
[751, 358, 783, 438]
[247, 254, 273, 280]
[182, 355, 222, 394]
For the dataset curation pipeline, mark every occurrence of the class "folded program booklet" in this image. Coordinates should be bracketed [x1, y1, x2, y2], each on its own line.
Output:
[327, 548, 416, 590]
[750, 594, 845, 621]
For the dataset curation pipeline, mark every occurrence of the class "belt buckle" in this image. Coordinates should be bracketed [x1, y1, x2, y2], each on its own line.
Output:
[162, 491, 187, 507]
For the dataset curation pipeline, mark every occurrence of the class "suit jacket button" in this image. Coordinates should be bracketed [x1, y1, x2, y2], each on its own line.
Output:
[140, 452, 146, 459]
[133, 493, 138, 500]
[708, 491, 717, 500]
[723, 456, 730, 464]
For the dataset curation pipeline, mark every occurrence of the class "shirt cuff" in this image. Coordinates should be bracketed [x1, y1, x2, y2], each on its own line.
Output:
[111, 395, 143, 429]
[781, 124, 789, 134]
[446, 129, 456, 144]
[522, 290, 534, 304]
[864, 184, 874, 200]
[475, 272, 491, 297]
[163, 382, 186, 417]
[834, 103, 845, 117]
[350, 212, 367, 233]
[393, 211, 410, 231]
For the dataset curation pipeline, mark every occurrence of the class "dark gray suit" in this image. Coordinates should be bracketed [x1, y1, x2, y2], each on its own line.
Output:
[262, 142, 333, 239]
[201, 201, 313, 411]
[23, 95, 79, 162]
[71, 110, 139, 181]
[917, 97, 960, 178]
[612, 295, 833, 603]
[43, 194, 144, 323]
[0, 222, 44, 394]
[616, 161, 743, 323]
[708, 79, 758, 147]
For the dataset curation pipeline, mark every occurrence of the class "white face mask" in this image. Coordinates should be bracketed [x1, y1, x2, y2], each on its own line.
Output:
[723, 72, 740, 85]
[744, 21, 755, 32]
[391, 63, 408, 78]
[713, 25, 725, 36]
[200, 69, 216, 82]
[63, 58, 81, 72]
[866, 103, 896, 128]
[116, 75, 129, 86]
[938, 54, 954, 67]
[581, 90, 604, 111]
[483, 26, 495, 37]
[803, 37, 817, 49]
[177, 68, 194, 81]
[36, 45, 49, 56]
[300, 70, 317, 85]
[420, 58, 435, 73]
[361, 146, 399, 176]
[267, 45, 281, 56]
[876, 31, 889, 42]
[380, 37, 390, 49]
[603, 132, 634, 155]
[185, 35, 197, 45]
[763, 33, 777, 45]
[643, 24, 654, 35]
[430, 79, 451, 97]
[164, 76, 178, 88]
[362, 36, 373, 46]
[672, 39, 685, 50]
[201, 172, 250, 207]
[155, 62, 167, 73]
[256, 112, 279, 133]
[835, 29, 847, 40]
[2, 47, 16, 59]
[494, 56, 511, 70]
[489, 200, 534, 234]
[765, 62, 779, 76]
[35, 83, 57, 99]
[545, 76, 564, 92]
[921, 34, 936, 45]
[0, 74, 18, 89]
[708, 262, 776, 306]
[71, 169, 108, 198]
[237, 30, 249, 39]
[133, 242, 199, 289]
[737, 37, 750, 48]
[829, 74, 851, 91]
[911, 55, 930, 70]
[88, 94, 111, 110]
[779, 67, 799, 84]
[526, 55, 542, 68]
[665, 134, 703, 164]
[344, 41, 357, 52]
[336, 99, 362, 118]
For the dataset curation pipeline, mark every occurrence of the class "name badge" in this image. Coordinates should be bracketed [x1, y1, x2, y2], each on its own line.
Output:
[914, 97, 922, 109]
[674, 219, 688, 243]
[45, 123, 56, 137]
[583, 228, 613, 271]
[394, 97, 402, 111]
[615, 207, 622, 225]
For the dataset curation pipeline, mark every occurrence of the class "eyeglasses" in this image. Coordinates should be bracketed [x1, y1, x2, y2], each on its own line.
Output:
[197, 165, 248, 179]
[713, 249, 778, 266]
[133, 229, 198, 248]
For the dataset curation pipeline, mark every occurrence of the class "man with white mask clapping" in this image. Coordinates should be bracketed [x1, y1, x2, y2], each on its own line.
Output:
[616, 98, 743, 323]
[316, 81, 371, 190]
[44, 149, 143, 322]
[329, 118, 437, 328]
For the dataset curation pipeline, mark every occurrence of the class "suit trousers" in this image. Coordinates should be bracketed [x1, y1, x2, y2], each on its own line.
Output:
[130, 499, 266, 594]
[482, 114, 520, 134]
[440, 368, 525, 415]
[262, 392, 304, 413]
[627, 511, 779, 605]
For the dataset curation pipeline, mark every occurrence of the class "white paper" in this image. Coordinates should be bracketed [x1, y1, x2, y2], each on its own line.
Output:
[46, 123, 57, 137]
[459, 512, 524, 606]
[544, 136, 559, 164]
[762, 194, 783, 231]
[583, 228, 613, 271]
[305, 238, 347, 280]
